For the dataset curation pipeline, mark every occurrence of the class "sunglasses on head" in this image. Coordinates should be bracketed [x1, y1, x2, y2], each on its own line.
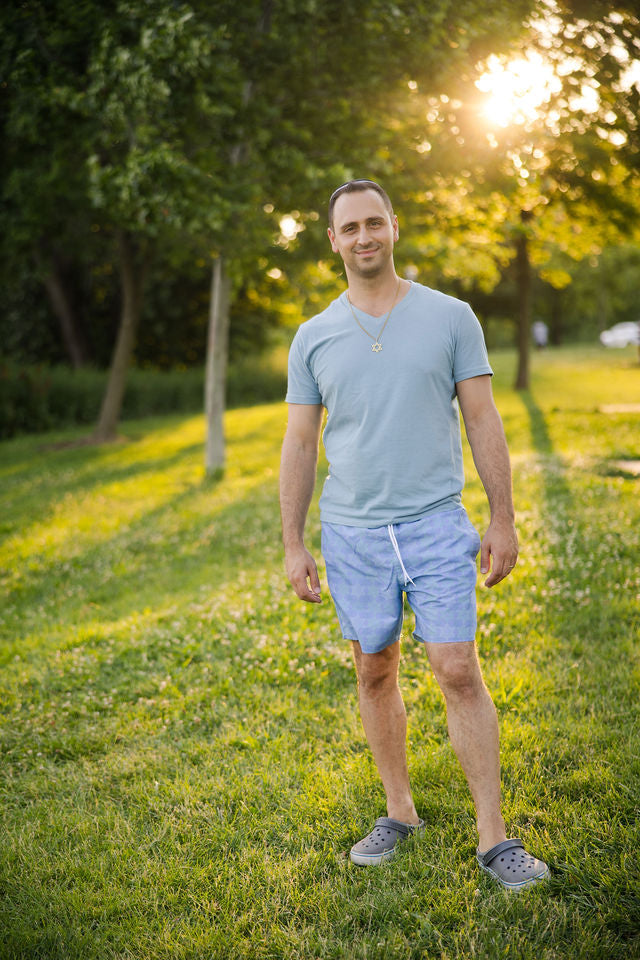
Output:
[328, 179, 381, 204]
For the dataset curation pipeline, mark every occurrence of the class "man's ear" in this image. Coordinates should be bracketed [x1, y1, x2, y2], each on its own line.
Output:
[392, 215, 399, 242]
[327, 227, 338, 253]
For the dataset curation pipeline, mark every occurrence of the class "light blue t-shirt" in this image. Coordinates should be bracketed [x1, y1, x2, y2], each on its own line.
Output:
[285, 281, 493, 527]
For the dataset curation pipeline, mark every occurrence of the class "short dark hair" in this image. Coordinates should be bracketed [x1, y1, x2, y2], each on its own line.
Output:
[328, 179, 394, 230]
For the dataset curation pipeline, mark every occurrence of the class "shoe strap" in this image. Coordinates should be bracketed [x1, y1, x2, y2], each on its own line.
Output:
[478, 837, 524, 867]
[373, 817, 421, 837]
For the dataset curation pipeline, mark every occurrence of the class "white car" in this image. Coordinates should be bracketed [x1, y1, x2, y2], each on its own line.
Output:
[599, 321, 640, 348]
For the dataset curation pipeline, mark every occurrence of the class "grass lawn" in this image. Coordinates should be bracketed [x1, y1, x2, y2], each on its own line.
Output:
[1, 344, 639, 960]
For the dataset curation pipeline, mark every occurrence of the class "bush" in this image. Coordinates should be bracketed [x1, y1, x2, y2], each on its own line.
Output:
[0, 353, 288, 439]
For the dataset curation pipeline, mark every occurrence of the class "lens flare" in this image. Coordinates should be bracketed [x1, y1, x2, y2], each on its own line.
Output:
[476, 52, 562, 128]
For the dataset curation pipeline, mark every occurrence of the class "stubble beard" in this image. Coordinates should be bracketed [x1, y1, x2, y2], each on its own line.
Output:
[349, 247, 389, 280]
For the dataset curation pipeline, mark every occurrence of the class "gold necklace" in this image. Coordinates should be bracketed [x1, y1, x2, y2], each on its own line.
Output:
[347, 279, 401, 353]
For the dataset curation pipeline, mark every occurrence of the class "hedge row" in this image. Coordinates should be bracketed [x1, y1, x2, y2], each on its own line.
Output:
[0, 357, 288, 439]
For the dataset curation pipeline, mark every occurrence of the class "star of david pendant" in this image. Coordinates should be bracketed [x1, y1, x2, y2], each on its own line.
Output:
[371, 341, 382, 353]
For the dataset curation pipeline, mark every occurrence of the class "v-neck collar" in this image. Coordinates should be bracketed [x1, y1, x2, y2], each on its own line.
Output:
[340, 280, 416, 322]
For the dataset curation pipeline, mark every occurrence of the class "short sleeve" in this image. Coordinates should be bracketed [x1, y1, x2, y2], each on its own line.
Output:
[452, 303, 493, 383]
[285, 327, 322, 404]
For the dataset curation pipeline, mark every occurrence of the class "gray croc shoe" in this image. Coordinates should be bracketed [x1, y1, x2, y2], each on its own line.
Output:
[350, 816, 425, 866]
[477, 838, 549, 891]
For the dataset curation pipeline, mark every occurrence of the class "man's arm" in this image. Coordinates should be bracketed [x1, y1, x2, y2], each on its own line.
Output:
[279, 402, 324, 602]
[456, 375, 518, 588]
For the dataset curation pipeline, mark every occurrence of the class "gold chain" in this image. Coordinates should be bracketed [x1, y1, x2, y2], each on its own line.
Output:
[347, 278, 401, 353]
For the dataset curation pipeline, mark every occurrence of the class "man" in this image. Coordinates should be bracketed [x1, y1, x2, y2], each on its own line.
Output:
[279, 179, 548, 890]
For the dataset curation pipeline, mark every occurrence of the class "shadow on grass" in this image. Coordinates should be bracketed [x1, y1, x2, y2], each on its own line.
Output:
[0, 438, 205, 536]
[2, 477, 278, 633]
[518, 389, 640, 944]
[0, 406, 300, 654]
[519, 390, 634, 646]
[0, 406, 288, 549]
[520, 391, 554, 458]
[3, 393, 640, 957]
[519, 389, 575, 525]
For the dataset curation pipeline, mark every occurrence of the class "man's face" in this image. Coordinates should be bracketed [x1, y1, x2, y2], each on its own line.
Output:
[328, 189, 398, 279]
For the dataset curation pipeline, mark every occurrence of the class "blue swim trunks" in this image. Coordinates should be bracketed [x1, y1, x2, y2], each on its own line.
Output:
[321, 506, 481, 654]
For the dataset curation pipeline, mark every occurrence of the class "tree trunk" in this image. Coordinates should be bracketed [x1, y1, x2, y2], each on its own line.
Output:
[42, 261, 90, 369]
[203, 3, 271, 474]
[204, 256, 231, 474]
[514, 211, 532, 390]
[91, 232, 148, 443]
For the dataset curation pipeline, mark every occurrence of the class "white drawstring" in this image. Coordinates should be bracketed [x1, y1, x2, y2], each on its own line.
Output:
[387, 524, 415, 586]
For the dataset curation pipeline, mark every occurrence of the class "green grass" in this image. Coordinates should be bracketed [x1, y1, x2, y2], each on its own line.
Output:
[1, 344, 639, 959]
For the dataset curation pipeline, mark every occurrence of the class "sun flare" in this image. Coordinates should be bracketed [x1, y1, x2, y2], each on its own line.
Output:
[476, 52, 561, 128]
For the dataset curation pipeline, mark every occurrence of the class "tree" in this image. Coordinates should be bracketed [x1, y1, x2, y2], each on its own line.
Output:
[0, 1, 104, 368]
[2, 0, 538, 452]
[369, 0, 640, 387]
[199, 0, 537, 470]
[539, 242, 640, 343]
[80, 2, 239, 441]
[1, 0, 239, 438]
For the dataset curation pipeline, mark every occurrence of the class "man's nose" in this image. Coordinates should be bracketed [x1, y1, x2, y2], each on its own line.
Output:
[356, 225, 373, 245]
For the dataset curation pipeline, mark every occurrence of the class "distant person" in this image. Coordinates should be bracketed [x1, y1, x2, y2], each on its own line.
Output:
[533, 320, 549, 349]
[279, 179, 548, 890]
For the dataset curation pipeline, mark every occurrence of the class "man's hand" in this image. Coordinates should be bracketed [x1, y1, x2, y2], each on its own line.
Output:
[480, 517, 519, 587]
[285, 545, 322, 603]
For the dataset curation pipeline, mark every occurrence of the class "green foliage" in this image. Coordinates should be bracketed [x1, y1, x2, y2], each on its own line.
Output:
[1, 2, 105, 267]
[378, 3, 640, 310]
[0, 249, 291, 370]
[0, 352, 288, 438]
[566, 244, 640, 327]
[81, 2, 235, 238]
[2, 0, 639, 413]
[1, 347, 639, 957]
[0, 363, 200, 438]
[0, 0, 542, 372]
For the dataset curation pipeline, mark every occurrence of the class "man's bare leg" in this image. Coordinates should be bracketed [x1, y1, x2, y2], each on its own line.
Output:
[352, 639, 420, 825]
[425, 640, 507, 852]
